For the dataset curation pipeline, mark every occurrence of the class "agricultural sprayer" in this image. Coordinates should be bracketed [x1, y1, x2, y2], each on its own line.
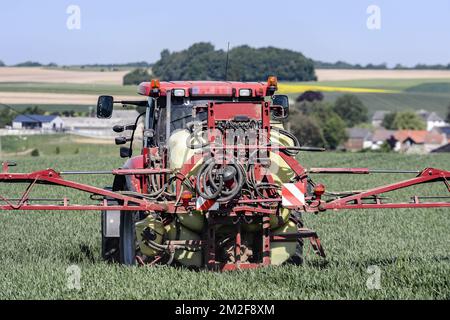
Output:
[1, 77, 449, 270]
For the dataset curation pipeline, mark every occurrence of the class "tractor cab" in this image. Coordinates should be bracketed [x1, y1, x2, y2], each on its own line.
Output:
[97, 77, 291, 163]
[137, 78, 289, 146]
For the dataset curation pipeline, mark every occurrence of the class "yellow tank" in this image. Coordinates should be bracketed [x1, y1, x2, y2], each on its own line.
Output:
[165, 221, 203, 267]
[176, 210, 205, 233]
[269, 123, 296, 184]
[270, 220, 298, 265]
[135, 215, 165, 257]
[167, 123, 295, 229]
[242, 208, 290, 232]
[167, 129, 206, 232]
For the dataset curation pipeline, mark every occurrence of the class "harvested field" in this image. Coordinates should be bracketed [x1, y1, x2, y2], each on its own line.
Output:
[0, 67, 129, 85]
[0, 92, 136, 105]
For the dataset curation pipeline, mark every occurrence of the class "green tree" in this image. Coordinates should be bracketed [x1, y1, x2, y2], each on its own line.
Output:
[0, 60, 5, 67]
[152, 42, 316, 81]
[293, 101, 347, 149]
[382, 112, 396, 129]
[23, 106, 46, 115]
[378, 141, 393, 153]
[333, 94, 368, 127]
[319, 113, 347, 149]
[123, 68, 151, 85]
[392, 111, 426, 130]
[0, 108, 15, 128]
[15, 61, 42, 67]
[289, 110, 326, 147]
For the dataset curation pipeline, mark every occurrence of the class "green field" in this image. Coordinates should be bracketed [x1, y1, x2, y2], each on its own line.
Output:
[2, 78, 449, 118]
[0, 148, 448, 299]
[0, 134, 117, 157]
[322, 91, 450, 117]
[287, 78, 450, 117]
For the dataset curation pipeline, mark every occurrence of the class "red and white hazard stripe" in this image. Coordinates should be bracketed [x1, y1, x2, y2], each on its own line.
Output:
[282, 182, 306, 208]
[196, 197, 219, 211]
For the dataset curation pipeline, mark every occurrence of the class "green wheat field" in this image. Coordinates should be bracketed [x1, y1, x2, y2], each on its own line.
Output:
[0, 141, 448, 299]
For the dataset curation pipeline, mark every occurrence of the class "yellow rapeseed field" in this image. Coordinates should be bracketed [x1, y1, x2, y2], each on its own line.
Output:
[277, 83, 399, 94]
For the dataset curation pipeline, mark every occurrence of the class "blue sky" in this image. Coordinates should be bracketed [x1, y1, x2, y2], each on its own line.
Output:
[0, 0, 449, 66]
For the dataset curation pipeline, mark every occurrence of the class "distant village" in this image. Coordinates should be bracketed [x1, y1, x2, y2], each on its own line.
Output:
[2, 107, 449, 153]
[1, 110, 141, 139]
[345, 109, 450, 153]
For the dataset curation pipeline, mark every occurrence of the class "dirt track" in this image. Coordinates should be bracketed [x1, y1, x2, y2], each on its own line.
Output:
[0, 67, 128, 85]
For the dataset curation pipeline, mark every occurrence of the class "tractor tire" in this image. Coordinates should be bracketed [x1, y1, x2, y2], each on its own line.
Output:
[119, 211, 147, 266]
[119, 211, 139, 265]
[286, 210, 304, 266]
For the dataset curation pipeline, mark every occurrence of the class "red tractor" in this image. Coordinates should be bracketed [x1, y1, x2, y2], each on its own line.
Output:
[1, 77, 449, 270]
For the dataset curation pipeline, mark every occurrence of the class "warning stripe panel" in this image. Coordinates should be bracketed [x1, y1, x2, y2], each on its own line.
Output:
[196, 197, 219, 211]
[282, 182, 306, 207]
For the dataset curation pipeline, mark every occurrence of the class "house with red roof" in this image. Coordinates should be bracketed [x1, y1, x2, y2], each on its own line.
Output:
[393, 130, 447, 153]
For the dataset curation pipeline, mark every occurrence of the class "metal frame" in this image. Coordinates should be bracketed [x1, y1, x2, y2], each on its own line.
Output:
[1, 81, 449, 271]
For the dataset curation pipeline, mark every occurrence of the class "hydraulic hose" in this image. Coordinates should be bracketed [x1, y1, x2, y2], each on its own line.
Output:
[195, 157, 246, 202]
[270, 126, 301, 156]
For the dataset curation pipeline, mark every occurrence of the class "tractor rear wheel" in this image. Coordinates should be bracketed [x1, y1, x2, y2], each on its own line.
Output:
[119, 211, 143, 265]
[286, 210, 304, 265]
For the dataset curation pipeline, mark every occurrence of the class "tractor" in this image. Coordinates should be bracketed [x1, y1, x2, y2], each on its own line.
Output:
[1, 76, 449, 270]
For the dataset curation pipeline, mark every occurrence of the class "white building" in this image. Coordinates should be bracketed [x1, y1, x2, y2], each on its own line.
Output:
[371, 111, 390, 128]
[12, 115, 64, 131]
[416, 110, 448, 131]
[62, 110, 142, 139]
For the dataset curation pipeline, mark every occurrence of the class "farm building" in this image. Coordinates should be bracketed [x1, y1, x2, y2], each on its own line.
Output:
[434, 126, 450, 143]
[370, 128, 396, 150]
[371, 111, 389, 127]
[371, 109, 448, 131]
[393, 130, 447, 153]
[12, 114, 64, 131]
[431, 143, 450, 153]
[344, 128, 372, 151]
[62, 110, 142, 138]
[416, 110, 448, 131]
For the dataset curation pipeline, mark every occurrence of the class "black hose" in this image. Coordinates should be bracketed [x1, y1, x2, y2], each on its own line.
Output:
[196, 158, 222, 200]
[270, 126, 301, 156]
[195, 157, 245, 203]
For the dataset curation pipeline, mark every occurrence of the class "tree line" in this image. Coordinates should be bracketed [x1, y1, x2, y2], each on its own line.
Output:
[288, 93, 368, 150]
[150, 42, 317, 82]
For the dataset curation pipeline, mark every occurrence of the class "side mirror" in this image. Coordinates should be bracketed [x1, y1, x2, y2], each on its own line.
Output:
[97, 95, 114, 119]
[272, 95, 289, 120]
